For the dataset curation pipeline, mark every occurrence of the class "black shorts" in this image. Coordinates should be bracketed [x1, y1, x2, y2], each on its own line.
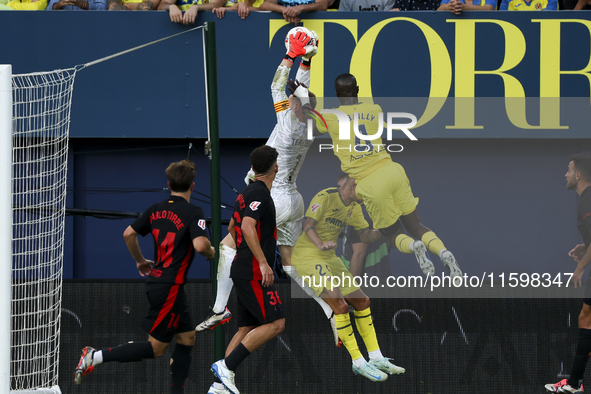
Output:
[233, 279, 284, 327]
[142, 284, 193, 343]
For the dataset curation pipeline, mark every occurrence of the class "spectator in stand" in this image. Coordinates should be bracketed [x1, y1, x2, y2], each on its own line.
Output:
[499, 0, 556, 9]
[212, 0, 262, 19]
[107, 0, 158, 11]
[259, 0, 327, 25]
[159, 0, 223, 24]
[438, 0, 494, 13]
[3, 0, 46, 9]
[47, 0, 106, 10]
[338, 0, 394, 11]
[391, 0, 438, 10]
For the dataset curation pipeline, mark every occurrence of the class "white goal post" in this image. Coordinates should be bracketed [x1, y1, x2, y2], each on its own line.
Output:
[0, 65, 13, 394]
[6, 65, 76, 394]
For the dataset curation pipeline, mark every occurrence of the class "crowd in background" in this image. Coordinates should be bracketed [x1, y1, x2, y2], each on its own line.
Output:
[0, 0, 585, 17]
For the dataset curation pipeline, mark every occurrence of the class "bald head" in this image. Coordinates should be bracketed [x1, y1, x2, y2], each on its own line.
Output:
[335, 73, 359, 98]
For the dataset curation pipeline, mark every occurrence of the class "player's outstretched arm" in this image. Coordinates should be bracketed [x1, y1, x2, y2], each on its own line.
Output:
[295, 30, 317, 85]
[271, 62, 293, 104]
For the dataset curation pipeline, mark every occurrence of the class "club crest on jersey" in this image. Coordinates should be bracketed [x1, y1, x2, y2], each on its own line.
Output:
[249, 201, 261, 211]
[311, 203, 321, 212]
[347, 210, 352, 218]
[198, 219, 206, 230]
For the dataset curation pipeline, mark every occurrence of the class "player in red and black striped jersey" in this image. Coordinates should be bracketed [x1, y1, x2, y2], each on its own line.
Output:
[133, 194, 209, 285]
[230, 176, 278, 281]
[74, 159, 215, 394]
[546, 154, 591, 394]
[209, 145, 285, 394]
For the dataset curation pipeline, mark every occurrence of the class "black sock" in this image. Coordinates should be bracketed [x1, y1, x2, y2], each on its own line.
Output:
[224, 343, 251, 372]
[101, 341, 155, 363]
[170, 344, 192, 394]
[568, 328, 591, 387]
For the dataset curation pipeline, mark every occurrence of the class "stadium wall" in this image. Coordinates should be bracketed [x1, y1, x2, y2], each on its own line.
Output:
[3, 12, 591, 139]
[3, 12, 591, 281]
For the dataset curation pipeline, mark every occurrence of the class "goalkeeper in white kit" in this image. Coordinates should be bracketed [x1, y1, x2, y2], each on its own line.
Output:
[197, 27, 339, 344]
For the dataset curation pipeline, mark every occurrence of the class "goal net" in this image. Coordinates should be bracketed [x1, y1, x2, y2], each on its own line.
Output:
[9, 68, 77, 394]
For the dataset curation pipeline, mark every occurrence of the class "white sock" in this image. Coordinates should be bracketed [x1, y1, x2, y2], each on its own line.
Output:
[93, 350, 103, 365]
[212, 243, 236, 314]
[368, 349, 384, 361]
[352, 356, 367, 368]
[283, 265, 333, 319]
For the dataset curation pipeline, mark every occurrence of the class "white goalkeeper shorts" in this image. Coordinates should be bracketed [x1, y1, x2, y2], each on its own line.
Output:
[271, 186, 304, 247]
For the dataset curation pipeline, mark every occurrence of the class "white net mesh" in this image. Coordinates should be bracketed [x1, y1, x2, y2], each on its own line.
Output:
[10, 69, 76, 392]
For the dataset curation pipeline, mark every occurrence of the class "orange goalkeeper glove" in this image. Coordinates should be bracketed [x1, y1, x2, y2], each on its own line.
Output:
[285, 28, 314, 61]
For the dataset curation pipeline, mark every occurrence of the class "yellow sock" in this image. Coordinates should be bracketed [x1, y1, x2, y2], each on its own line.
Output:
[421, 231, 446, 256]
[395, 234, 414, 254]
[354, 307, 380, 353]
[335, 313, 362, 360]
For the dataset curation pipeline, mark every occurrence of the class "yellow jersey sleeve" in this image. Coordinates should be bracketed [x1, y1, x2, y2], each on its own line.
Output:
[305, 189, 330, 223]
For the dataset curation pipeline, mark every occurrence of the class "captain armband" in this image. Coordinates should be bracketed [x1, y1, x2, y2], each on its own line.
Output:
[274, 99, 289, 113]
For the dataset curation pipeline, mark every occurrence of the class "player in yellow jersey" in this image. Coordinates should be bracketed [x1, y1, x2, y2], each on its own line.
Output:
[317, 73, 462, 279]
[291, 174, 405, 383]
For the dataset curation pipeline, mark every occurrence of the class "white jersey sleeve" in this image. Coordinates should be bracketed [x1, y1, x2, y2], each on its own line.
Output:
[295, 66, 310, 89]
[271, 65, 299, 135]
[271, 65, 290, 104]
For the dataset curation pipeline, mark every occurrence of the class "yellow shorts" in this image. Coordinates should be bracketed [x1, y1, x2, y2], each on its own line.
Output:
[355, 161, 419, 230]
[292, 252, 359, 297]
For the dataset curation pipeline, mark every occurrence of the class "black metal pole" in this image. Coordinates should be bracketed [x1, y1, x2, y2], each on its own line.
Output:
[204, 21, 224, 361]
